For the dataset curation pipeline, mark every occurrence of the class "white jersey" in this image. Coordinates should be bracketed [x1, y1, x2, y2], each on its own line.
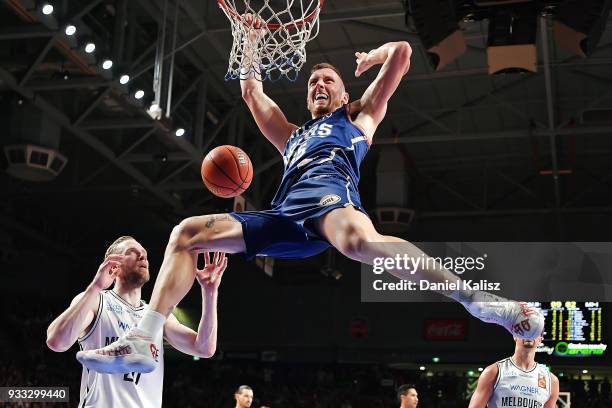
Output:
[78, 290, 164, 408]
[488, 357, 552, 408]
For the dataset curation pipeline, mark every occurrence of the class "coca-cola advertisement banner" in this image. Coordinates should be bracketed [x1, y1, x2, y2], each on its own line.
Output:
[423, 319, 467, 341]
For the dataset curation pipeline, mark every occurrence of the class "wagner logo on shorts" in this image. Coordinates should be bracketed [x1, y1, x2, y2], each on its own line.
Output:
[319, 194, 341, 206]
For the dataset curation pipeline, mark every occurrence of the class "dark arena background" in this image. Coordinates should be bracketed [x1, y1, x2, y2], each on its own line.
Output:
[1, 0, 612, 407]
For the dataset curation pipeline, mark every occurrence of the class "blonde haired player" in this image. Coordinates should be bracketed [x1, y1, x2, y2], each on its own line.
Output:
[76, 14, 544, 374]
[46, 236, 226, 407]
[469, 334, 559, 408]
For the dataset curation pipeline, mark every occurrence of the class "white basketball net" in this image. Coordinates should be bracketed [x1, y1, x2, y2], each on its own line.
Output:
[218, 0, 324, 82]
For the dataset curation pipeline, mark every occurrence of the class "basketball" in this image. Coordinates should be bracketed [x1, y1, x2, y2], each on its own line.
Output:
[201, 145, 253, 198]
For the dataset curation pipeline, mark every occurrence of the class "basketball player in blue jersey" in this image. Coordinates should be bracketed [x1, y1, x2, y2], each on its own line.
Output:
[468, 334, 559, 408]
[47, 236, 226, 407]
[76, 15, 544, 374]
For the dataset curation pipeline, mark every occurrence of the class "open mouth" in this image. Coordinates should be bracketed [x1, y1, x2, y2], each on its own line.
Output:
[314, 93, 328, 102]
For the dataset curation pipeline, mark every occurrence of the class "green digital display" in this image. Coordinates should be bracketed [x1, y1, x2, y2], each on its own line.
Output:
[533, 301, 607, 357]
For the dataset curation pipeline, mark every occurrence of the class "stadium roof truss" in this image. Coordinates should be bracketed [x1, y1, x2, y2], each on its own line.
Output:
[1, 0, 612, 242]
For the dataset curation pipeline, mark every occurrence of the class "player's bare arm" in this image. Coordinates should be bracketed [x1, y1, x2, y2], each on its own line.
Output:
[239, 14, 298, 153]
[468, 363, 498, 408]
[163, 251, 226, 358]
[349, 41, 412, 141]
[543, 374, 560, 408]
[46, 254, 124, 352]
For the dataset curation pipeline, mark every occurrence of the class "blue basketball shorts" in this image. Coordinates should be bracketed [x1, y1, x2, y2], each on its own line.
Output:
[229, 167, 367, 260]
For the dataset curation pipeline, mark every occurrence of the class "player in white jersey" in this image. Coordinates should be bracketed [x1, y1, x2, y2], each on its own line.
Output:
[468, 334, 559, 408]
[46, 236, 226, 408]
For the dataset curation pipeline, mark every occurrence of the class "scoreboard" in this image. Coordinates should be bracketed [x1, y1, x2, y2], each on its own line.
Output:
[533, 301, 607, 357]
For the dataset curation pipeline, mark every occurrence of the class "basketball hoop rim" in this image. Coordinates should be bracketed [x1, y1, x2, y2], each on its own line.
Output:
[217, 0, 325, 30]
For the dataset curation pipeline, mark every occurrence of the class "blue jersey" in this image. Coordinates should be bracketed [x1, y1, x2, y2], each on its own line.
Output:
[271, 105, 369, 206]
[230, 105, 371, 260]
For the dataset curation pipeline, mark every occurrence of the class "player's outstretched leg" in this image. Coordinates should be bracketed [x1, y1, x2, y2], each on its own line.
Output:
[317, 206, 544, 340]
[77, 214, 244, 373]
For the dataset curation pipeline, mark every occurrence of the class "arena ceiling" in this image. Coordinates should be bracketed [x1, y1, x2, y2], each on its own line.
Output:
[1, 0, 612, 256]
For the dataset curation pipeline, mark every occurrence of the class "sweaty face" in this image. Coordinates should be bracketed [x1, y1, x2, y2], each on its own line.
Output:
[235, 389, 253, 408]
[115, 239, 150, 287]
[306, 68, 349, 118]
